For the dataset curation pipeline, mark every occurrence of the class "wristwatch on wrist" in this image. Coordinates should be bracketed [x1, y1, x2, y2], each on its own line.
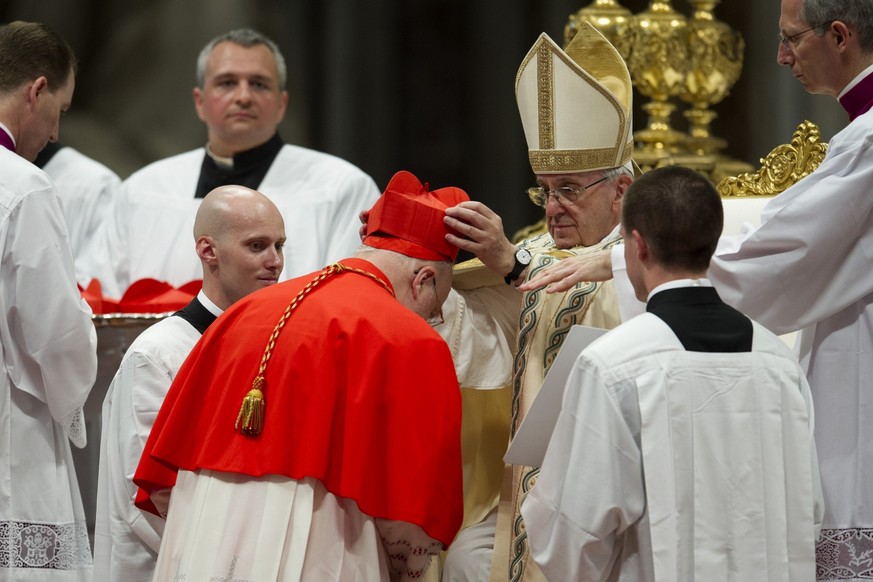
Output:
[504, 247, 532, 285]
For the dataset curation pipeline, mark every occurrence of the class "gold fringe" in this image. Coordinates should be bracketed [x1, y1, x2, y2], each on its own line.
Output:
[235, 376, 265, 435]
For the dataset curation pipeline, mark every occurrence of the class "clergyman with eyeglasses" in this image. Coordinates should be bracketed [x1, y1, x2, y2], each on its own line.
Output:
[433, 23, 637, 582]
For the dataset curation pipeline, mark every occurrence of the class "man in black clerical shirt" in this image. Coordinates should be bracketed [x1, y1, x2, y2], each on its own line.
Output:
[620, 166, 753, 351]
[80, 28, 379, 298]
[93, 185, 286, 582]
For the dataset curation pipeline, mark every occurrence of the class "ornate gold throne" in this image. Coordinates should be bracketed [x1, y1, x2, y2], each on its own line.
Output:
[716, 120, 827, 235]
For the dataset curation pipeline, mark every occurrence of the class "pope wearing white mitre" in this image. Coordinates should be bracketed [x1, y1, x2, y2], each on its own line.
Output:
[437, 23, 636, 582]
[521, 164, 823, 582]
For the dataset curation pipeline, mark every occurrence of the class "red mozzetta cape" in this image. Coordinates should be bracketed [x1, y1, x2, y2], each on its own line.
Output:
[133, 258, 464, 547]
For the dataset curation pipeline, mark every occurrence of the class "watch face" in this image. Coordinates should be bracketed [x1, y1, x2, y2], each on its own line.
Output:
[516, 248, 532, 264]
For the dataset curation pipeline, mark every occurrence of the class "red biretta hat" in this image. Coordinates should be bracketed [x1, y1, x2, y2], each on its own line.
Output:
[363, 170, 469, 262]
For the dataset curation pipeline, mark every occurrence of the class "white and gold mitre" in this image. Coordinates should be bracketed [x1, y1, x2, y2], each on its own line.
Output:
[515, 22, 633, 174]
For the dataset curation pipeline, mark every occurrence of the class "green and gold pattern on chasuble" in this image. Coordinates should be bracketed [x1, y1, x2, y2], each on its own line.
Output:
[506, 233, 623, 582]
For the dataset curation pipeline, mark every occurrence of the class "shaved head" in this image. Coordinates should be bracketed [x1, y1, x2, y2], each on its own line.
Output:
[194, 185, 277, 240]
[194, 185, 286, 309]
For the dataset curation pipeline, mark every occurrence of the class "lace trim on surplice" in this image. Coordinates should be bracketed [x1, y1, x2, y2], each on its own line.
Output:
[0, 520, 92, 570]
[818, 528, 873, 580]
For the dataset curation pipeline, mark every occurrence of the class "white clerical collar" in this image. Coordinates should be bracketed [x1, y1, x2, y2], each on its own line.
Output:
[839, 63, 873, 100]
[197, 290, 224, 317]
[0, 122, 15, 147]
[647, 278, 713, 302]
[205, 143, 234, 169]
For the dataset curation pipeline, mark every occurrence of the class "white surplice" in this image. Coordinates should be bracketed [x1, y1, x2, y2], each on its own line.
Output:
[80, 144, 380, 298]
[521, 313, 823, 582]
[708, 100, 873, 580]
[39, 146, 121, 287]
[154, 471, 442, 582]
[93, 315, 204, 582]
[606, 85, 873, 581]
[0, 147, 97, 580]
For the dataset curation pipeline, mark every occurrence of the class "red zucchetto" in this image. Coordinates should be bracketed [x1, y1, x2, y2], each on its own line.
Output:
[363, 170, 469, 262]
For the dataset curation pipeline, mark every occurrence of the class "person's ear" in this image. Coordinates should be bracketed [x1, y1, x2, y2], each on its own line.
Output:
[612, 174, 632, 215]
[196, 235, 218, 265]
[411, 265, 435, 300]
[614, 174, 632, 202]
[276, 90, 289, 124]
[193, 86, 206, 122]
[832, 21, 851, 49]
[631, 229, 648, 263]
[27, 76, 49, 109]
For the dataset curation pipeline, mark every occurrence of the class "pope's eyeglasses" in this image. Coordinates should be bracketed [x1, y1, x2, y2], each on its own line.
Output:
[527, 176, 609, 207]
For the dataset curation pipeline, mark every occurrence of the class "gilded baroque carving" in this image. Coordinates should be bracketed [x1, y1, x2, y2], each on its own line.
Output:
[717, 121, 828, 197]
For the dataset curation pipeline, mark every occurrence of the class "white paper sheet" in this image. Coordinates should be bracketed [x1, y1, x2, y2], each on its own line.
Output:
[503, 325, 607, 467]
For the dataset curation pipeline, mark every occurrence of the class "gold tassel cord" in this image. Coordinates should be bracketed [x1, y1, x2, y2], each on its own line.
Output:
[235, 377, 266, 435]
[234, 263, 393, 436]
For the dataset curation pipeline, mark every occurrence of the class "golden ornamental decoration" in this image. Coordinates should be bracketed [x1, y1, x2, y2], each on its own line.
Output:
[570, 0, 753, 181]
[717, 120, 828, 198]
[624, 0, 689, 159]
[680, 0, 745, 157]
[564, 0, 633, 55]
